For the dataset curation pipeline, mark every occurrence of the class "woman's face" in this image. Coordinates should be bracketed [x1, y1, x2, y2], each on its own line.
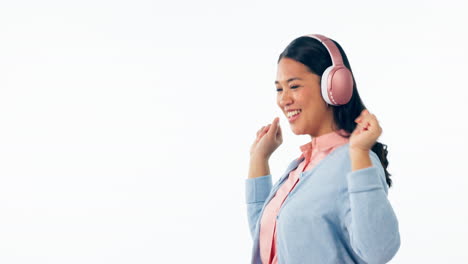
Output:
[275, 57, 336, 138]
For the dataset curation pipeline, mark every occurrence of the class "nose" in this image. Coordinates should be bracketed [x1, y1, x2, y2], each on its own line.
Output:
[279, 89, 293, 108]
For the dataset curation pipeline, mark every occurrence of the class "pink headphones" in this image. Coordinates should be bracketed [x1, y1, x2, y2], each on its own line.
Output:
[303, 34, 354, 106]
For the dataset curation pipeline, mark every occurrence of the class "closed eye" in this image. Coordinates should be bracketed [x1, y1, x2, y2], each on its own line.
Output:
[276, 85, 300, 92]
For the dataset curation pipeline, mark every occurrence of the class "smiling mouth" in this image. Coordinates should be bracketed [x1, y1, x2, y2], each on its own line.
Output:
[287, 110, 301, 122]
[287, 109, 302, 118]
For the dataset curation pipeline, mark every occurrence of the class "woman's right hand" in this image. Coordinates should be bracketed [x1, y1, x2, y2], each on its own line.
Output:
[249, 117, 283, 160]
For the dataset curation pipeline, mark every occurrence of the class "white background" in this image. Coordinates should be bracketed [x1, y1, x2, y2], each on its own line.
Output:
[1, 0, 467, 263]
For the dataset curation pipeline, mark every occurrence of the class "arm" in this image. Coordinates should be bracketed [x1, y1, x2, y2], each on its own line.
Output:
[344, 151, 401, 263]
[248, 156, 270, 179]
[245, 157, 272, 239]
[350, 148, 373, 172]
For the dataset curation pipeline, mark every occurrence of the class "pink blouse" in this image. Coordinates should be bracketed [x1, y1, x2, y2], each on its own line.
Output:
[259, 129, 350, 264]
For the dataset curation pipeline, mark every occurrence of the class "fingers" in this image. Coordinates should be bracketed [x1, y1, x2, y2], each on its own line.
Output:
[355, 109, 381, 133]
[355, 109, 369, 123]
[256, 117, 280, 140]
[267, 117, 279, 137]
[257, 126, 265, 137]
[256, 125, 270, 143]
[355, 109, 371, 125]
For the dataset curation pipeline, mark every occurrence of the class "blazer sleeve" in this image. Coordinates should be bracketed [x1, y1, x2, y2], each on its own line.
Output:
[245, 174, 272, 240]
[344, 152, 401, 263]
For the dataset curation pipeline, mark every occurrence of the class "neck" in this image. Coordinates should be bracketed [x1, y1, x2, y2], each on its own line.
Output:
[309, 114, 337, 139]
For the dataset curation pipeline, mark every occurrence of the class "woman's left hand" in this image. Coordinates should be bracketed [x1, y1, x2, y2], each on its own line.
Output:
[349, 109, 382, 152]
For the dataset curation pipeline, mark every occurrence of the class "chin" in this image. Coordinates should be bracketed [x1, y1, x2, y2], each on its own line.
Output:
[291, 126, 305, 135]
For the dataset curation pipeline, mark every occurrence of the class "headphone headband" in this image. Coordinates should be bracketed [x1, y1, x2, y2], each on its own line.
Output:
[304, 34, 344, 66]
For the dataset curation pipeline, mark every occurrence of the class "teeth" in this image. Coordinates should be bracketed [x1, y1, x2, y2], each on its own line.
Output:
[287, 109, 301, 118]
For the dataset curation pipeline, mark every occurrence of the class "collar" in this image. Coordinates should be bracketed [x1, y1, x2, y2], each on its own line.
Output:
[299, 128, 350, 157]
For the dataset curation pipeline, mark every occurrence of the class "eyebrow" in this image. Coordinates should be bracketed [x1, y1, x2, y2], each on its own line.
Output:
[275, 77, 303, 85]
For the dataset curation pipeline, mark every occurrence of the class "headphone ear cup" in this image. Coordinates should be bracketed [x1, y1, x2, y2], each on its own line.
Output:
[321, 66, 353, 106]
[330, 66, 353, 105]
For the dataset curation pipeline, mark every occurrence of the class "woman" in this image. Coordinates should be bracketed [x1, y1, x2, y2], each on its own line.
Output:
[246, 34, 400, 264]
